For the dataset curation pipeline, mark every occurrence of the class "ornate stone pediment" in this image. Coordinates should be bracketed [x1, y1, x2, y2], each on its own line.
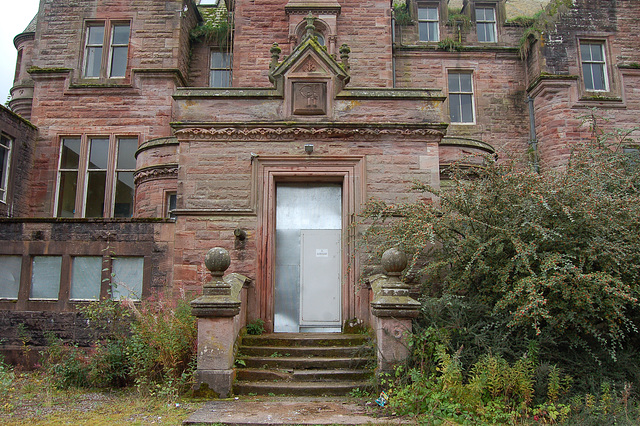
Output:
[269, 26, 349, 117]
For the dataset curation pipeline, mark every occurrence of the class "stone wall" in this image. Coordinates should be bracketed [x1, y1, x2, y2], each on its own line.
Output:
[395, 49, 530, 157]
[0, 218, 174, 363]
[232, 0, 393, 88]
[0, 106, 37, 218]
[528, 0, 640, 169]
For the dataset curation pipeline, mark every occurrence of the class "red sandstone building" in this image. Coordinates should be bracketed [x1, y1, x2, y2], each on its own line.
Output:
[1, 0, 639, 359]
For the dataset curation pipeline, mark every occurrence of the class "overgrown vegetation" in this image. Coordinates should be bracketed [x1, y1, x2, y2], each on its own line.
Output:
[42, 292, 197, 398]
[392, 1, 412, 26]
[516, 0, 575, 58]
[361, 114, 640, 422]
[437, 37, 463, 52]
[245, 318, 265, 335]
[190, 10, 231, 47]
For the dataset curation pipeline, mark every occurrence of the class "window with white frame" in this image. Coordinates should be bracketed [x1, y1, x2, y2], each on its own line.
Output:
[56, 136, 137, 218]
[475, 7, 496, 43]
[0, 134, 12, 203]
[210, 51, 231, 87]
[83, 22, 130, 79]
[581, 42, 608, 92]
[418, 6, 439, 42]
[448, 72, 475, 123]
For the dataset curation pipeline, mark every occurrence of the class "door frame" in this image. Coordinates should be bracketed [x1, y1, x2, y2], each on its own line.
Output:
[255, 156, 366, 333]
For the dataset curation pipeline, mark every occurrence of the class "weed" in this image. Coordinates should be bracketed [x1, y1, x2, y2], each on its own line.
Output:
[245, 319, 265, 335]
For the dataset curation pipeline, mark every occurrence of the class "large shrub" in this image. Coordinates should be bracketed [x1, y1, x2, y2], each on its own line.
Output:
[362, 119, 640, 366]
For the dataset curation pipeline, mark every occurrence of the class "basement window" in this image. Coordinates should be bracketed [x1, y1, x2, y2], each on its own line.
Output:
[70, 256, 103, 301]
[30, 256, 62, 300]
[0, 255, 21, 300]
[111, 257, 144, 301]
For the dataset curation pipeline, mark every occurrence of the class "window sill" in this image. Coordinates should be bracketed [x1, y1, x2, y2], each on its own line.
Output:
[574, 93, 625, 109]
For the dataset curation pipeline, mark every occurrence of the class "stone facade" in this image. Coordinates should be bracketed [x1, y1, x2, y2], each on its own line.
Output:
[1, 0, 640, 362]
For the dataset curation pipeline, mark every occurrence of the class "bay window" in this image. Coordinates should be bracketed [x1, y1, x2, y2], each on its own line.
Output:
[56, 136, 137, 218]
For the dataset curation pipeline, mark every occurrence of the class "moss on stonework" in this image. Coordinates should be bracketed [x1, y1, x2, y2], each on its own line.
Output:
[28, 66, 72, 74]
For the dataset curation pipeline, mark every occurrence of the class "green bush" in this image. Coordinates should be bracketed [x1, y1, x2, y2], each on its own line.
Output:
[127, 294, 197, 396]
[362, 117, 640, 364]
[361, 116, 640, 419]
[43, 335, 91, 389]
[43, 291, 197, 396]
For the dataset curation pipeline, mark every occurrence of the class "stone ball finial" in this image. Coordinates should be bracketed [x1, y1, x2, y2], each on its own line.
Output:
[381, 247, 407, 276]
[204, 247, 231, 275]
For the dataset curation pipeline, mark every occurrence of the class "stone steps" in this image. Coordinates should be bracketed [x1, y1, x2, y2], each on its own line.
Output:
[233, 333, 375, 396]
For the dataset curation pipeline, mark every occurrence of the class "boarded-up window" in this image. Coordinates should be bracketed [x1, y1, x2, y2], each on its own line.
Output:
[111, 257, 143, 300]
[70, 256, 102, 301]
[30, 256, 62, 300]
[0, 256, 22, 299]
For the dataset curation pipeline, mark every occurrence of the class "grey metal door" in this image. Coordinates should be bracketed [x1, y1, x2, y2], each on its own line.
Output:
[274, 183, 342, 333]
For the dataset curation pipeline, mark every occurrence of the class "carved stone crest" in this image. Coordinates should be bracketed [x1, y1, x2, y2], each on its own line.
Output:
[292, 82, 327, 115]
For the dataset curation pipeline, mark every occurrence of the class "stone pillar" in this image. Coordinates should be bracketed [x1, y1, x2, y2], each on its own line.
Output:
[190, 247, 241, 397]
[370, 248, 420, 372]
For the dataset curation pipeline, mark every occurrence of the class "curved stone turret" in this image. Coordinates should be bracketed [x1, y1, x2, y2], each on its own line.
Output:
[9, 15, 37, 120]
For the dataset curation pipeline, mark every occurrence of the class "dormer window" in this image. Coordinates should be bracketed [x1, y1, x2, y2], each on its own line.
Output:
[418, 6, 439, 42]
[475, 7, 496, 43]
[83, 21, 130, 79]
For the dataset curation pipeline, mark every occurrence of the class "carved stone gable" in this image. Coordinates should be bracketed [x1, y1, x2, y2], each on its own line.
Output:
[290, 56, 329, 76]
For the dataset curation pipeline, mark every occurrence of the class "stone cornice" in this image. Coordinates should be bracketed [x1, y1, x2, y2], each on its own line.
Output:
[285, 7, 341, 15]
[173, 123, 447, 141]
[134, 164, 179, 184]
[135, 137, 179, 158]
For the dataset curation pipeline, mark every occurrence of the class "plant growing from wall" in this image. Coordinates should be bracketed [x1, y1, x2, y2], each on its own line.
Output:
[517, 0, 576, 59]
[190, 11, 231, 48]
[392, 2, 412, 26]
[437, 37, 463, 52]
[446, 8, 472, 31]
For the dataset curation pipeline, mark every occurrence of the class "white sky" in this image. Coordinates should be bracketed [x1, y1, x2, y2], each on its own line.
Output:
[0, 0, 40, 106]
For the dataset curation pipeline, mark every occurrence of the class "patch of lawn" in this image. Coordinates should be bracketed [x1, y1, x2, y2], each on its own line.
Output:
[1, 371, 205, 425]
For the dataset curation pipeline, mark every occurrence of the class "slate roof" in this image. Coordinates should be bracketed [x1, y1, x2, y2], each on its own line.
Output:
[23, 15, 38, 34]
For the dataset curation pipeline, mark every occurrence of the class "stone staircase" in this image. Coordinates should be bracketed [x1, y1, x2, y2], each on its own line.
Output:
[233, 333, 375, 396]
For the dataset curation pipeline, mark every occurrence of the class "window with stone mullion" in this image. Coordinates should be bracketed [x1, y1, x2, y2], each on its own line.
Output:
[83, 21, 130, 79]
